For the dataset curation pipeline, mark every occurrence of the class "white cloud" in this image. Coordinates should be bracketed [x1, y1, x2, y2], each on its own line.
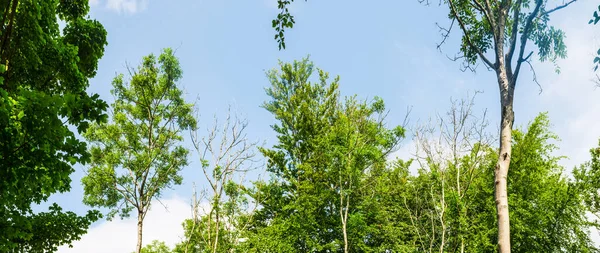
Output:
[106, 0, 148, 14]
[58, 195, 201, 253]
[89, 0, 148, 14]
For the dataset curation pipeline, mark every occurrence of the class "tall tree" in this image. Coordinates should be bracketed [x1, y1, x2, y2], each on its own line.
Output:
[408, 94, 494, 252]
[178, 108, 258, 253]
[81, 48, 196, 253]
[242, 58, 404, 252]
[270, 1, 577, 251]
[0, 0, 107, 251]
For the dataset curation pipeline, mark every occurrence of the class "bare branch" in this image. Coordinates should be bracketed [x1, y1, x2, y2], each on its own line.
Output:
[436, 19, 455, 51]
[188, 104, 258, 252]
[543, 0, 577, 16]
[593, 74, 600, 88]
[524, 57, 543, 94]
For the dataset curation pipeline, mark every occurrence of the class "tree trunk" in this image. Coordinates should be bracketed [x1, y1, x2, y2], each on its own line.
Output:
[136, 211, 144, 253]
[495, 71, 514, 253]
[213, 211, 220, 253]
[342, 218, 348, 253]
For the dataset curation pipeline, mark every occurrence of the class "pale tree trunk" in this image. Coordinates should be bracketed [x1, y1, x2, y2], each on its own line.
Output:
[213, 209, 220, 253]
[340, 194, 349, 253]
[495, 69, 514, 253]
[136, 210, 144, 253]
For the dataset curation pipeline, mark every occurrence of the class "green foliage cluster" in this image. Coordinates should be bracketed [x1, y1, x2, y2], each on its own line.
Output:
[0, 0, 107, 251]
[81, 48, 196, 253]
[240, 58, 404, 252]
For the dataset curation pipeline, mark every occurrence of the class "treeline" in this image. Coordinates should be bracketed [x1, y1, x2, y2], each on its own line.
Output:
[2, 1, 600, 253]
[129, 57, 600, 253]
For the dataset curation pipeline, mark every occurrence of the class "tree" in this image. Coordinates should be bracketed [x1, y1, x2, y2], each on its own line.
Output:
[270, 1, 577, 251]
[176, 108, 258, 253]
[81, 48, 196, 253]
[0, 0, 107, 251]
[505, 114, 598, 252]
[408, 93, 494, 252]
[242, 58, 404, 252]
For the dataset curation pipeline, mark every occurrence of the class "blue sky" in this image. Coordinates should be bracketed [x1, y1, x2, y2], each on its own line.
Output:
[45, 0, 600, 251]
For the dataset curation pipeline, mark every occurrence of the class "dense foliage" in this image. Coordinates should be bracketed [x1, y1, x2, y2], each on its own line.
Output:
[269, 1, 576, 251]
[0, 0, 107, 251]
[138, 60, 600, 253]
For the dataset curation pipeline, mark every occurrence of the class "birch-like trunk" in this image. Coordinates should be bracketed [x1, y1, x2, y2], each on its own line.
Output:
[495, 70, 514, 253]
[136, 210, 144, 253]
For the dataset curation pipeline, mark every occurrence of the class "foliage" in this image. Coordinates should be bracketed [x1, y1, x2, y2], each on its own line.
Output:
[401, 113, 600, 252]
[81, 48, 196, 253]
[271, 0, 306, 50]
[174, 215, 240, 253]
[435, 0, 569, 70]
[240, 57, 405, 252]
[269, 3, 575, 250]
[138, 240, 173, 253]
[0, 0, 107, 251]
[332, 112, 597, 253]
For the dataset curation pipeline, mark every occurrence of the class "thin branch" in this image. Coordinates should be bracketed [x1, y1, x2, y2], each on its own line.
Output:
[512, 0, 543, 87]
[542, 0, 577, 16]
[506, 0, 524, 74]
[436, 19, 455, 51]
[593, 74, 600, 88]
[524, 57, 543, 94]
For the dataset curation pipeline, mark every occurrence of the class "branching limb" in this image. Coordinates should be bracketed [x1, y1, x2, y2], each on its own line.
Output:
[524, 57, 543, 94]
[436, 19, 455, 51]
[506, 0, 524, 74]
[512, 0, 543, 87]
[447, 0, 496, 69]
[543, 0, 577, 16]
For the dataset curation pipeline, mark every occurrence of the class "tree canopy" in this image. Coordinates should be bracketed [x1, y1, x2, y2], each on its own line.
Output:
[81, 48, 196, 253]
[0, 0, 107, 251]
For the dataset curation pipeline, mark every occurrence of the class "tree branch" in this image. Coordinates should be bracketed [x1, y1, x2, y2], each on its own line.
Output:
[511, 0, 543, 87]
[447, 0, 496, 69]
[524, 57, 543, 94]
[543, 0, 577, 16]
[436, 19, 455, 51]
[506, 0, 524, 76]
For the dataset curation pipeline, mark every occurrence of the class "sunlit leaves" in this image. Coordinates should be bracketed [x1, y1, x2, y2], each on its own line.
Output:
[244, 58, 404, 252]
[0, 0, 108, 250]
[81, 49, 196, 224]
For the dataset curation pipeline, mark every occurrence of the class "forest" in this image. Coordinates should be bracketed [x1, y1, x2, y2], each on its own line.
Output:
[1, 0, 600, 252]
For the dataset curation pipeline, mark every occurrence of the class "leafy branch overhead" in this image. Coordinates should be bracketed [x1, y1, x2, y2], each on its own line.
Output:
[272, 0, 307, 50]
[0, 0, 108, 251]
